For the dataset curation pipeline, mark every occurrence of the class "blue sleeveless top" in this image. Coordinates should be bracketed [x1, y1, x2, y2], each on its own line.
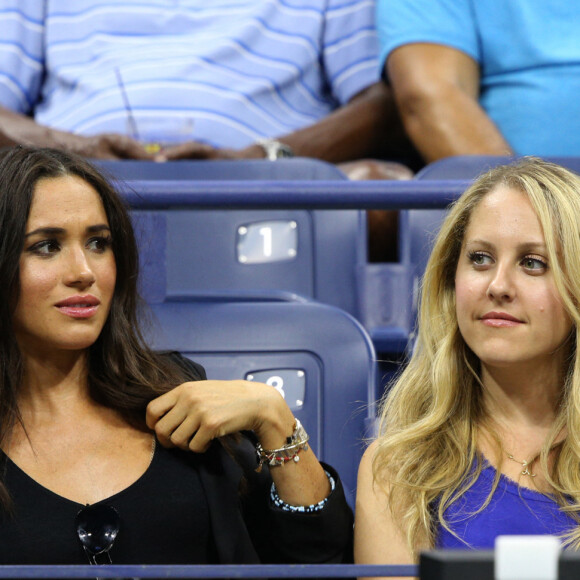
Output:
[436, 462, 577, 549]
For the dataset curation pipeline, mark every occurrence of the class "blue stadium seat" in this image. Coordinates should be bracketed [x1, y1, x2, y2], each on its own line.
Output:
[414, 154, 580, 180]
[96, 159, 362, 318]
[355, 209, 416, 354]
[97, 159, 378, 500]
[144, 296, 377, 505]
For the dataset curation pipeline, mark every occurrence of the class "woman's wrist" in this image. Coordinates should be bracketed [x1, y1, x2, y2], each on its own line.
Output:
[255, 418, 310, 472]
[252, 386, 296, 449]
[270, 470, 335, 513]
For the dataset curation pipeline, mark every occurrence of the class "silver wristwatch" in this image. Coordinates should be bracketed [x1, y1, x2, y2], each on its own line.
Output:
[256, 138, 295, 160]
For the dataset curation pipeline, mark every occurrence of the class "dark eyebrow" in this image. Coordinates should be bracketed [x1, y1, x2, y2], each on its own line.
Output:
[24, 224, 111, 238]
[87, 224, 111, 234]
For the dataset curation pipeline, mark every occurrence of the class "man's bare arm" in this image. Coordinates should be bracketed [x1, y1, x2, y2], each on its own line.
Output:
[0, 106, 154, 160]
[0, 80, 412, 164]
[387, 43, 512, 163]
[158, 81, 415, 163]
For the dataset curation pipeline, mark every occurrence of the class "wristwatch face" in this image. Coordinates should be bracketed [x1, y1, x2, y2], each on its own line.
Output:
[259, 138, 294, 160]
[273, 142, 294, 159]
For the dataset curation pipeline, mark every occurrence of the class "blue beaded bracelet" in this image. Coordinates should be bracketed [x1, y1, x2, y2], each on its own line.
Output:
[270, 470, 336, 513]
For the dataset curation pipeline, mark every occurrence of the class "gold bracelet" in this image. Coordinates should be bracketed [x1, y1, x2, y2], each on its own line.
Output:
[255, 418, 309, 472]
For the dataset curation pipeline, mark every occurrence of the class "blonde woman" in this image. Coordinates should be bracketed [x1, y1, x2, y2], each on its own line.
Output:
[355, 158, 580, 568]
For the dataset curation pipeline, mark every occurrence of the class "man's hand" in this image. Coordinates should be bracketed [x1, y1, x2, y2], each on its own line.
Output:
[64, 133, 157, 160]
[153, 141, 265, 161]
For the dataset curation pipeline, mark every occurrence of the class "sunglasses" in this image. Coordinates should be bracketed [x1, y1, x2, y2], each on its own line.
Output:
[75, 504, 120, 565]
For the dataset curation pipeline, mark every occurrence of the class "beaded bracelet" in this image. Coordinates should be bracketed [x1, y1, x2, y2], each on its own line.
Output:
[270, 470, 336, 513]
[255, 418, 310, 473]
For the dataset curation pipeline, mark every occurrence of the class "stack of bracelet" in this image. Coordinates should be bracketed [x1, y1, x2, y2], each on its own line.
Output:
[255, 418, 310, 473]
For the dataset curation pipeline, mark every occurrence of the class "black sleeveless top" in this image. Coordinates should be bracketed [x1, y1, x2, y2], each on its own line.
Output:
[0, 442, 214, 564]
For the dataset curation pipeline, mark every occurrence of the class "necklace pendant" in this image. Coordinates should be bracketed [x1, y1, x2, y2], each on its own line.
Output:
[507, 454, 536, 477]
[521, 463, 537, 477]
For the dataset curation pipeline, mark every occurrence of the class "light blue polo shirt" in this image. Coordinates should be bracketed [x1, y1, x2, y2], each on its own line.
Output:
[377, 0, 580, 156]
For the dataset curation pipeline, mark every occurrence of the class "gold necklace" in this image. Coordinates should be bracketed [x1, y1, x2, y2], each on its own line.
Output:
[506, 452, 536, 477]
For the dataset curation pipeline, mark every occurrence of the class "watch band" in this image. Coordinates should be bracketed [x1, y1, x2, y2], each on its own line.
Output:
[256, 138, 295, 160]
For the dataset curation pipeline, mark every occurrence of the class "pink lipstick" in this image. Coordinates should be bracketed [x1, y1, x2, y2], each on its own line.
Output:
[55, 295, 100, 319]
[480, 311, 523, 328]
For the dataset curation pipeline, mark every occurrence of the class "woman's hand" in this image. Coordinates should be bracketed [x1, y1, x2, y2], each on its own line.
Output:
[146, 379, 330, 506]
[145, 379, 294, 452]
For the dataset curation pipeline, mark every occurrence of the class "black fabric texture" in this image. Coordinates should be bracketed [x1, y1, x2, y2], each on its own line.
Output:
[0, 352, 353, 564]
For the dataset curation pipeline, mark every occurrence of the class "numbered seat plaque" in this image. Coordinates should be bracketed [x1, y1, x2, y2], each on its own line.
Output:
[245, 369, 305, 410]
[237, 220, 298, 264]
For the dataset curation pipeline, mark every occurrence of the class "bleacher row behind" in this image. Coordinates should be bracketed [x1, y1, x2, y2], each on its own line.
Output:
[97, 155, 580, 504]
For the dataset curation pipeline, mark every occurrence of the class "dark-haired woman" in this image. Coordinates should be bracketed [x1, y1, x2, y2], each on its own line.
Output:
[0, 146, 351, 564]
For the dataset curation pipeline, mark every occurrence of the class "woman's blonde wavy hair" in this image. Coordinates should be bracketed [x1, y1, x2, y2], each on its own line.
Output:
[372, 157, 580, 557]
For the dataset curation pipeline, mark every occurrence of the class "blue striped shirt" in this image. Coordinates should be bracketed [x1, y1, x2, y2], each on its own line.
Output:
[0, 0, 380, 148]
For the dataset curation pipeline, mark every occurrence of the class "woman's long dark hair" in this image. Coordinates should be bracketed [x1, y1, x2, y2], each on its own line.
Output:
[0, 146, 193, 507]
